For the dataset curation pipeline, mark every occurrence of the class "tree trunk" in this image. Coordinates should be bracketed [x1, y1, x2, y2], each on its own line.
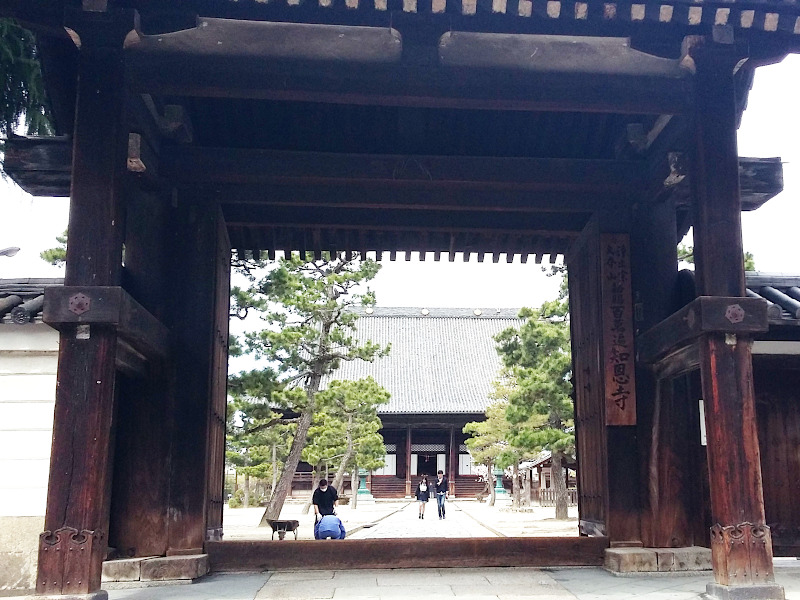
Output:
[271, 443, 277, 496]
[243, 472, 250, 508]
[302, 463, 323, 515]
[522, 469, 531, 507]
[489, 467, 496, 507]
[552, 451, 569, 520]
[260, 406, 314, 523]
[331, 414, 355, 494]
[511, 463, 520, 509]
[350, 466, 359, 510]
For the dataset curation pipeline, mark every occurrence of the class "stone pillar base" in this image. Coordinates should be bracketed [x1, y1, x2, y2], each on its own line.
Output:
[705, 582, 785, 600]
[605, 547, 712, 573]
[102, 554, 209, 584]
[23, 593, 108, 600]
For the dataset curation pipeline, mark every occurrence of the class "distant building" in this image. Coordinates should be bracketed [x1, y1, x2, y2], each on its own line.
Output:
[326, 307, 522, 498]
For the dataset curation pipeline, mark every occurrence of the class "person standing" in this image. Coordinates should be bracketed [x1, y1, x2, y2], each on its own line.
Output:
[435, 470, 448, 519]
[415, 476, 430, 519]
[313, 478, 338, 518]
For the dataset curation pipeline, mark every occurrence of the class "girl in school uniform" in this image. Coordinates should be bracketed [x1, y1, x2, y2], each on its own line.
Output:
[415, 476, 430, 519]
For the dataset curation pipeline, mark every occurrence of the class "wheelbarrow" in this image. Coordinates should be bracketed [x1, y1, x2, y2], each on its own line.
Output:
[267, 519, 300, 540]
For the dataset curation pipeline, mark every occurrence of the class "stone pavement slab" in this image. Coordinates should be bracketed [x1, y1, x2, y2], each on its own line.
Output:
[102, 564, 800, 600]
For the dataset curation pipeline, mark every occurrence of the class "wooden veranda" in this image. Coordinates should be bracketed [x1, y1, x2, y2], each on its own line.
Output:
[3, 0, 799, 598]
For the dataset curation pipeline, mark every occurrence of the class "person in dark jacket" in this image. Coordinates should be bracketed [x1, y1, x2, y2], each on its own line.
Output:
[312, 479, 338, 518]
[414, 476, 430, 519]
[435, 470, 449, 519]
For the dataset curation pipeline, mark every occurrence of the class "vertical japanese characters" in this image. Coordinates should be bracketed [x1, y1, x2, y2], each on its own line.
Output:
[601, 234, 636, 426]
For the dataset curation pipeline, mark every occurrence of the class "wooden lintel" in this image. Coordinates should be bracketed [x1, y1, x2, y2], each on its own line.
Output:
[127, 31, 691, 114]
[4, 135, 784, 211]
[637, 296, 769, 365]
[43, 286, 170, 360]
[165, 147, 646, 190]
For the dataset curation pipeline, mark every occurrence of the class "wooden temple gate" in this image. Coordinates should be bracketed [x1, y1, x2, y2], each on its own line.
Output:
[3, 0, 799, 598]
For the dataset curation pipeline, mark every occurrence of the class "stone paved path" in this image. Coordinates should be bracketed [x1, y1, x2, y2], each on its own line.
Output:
[348, 500, 497, 539]
[105, 565, 800, 600]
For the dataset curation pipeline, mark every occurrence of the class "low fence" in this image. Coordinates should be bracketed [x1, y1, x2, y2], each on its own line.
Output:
[531, 488, 578, 507]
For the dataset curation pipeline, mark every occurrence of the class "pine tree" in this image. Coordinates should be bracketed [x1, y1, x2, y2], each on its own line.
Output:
[493, 272, 575, 519]
[230, 252, 390, 523]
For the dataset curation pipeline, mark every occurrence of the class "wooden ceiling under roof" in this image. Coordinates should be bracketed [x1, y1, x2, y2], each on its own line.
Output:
[1, 0, 793, 261]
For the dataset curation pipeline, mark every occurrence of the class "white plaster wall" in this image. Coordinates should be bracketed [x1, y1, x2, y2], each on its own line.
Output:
[0, 323, 58, 590]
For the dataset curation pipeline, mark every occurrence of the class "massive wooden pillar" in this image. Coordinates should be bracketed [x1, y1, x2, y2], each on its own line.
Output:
[36, 8, 136, 597]
[631, 197, 701, 548]
[108, 186, 172, 558]
[165, 199, 230, 554]
[688, 37, 782, 598]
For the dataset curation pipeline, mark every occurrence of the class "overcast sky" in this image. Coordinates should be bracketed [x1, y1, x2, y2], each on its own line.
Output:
[1, 54, 798, 310]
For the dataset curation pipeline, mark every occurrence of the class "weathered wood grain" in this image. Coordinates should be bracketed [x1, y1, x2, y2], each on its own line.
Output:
[690, 41, 774, 587]
[207, 536, 609, 571]
[637, 296, 769, 365]
[37, 9, 134, 594]
[43, 285, 170, 360]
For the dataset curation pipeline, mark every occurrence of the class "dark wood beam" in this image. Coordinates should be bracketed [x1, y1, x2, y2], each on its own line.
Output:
[637, 296, 769, 365]
[126, 24, 693, 114]
[3, 135, 72, 198]
[207, 537, 608, 571]
[652, 343, 701, 381]
[226, 223, 576, 261]
[670, 156, 784, 212]
[163, 147, 648, 190]
[223, 205, 587, 234]
[43, 286, 170, 361]
[7, 136, 780, 213]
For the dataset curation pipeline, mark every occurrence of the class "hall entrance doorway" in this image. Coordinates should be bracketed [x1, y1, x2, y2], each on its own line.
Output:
[416, 454, 438, 477]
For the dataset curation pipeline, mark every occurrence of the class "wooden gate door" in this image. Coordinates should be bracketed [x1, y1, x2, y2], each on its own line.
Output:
[568, 219, 641, 543]
[206, 214, 231, 541]
[568, 220, 608, 537]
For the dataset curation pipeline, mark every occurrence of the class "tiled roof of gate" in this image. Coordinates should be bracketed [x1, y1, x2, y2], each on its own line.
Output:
[0, 279, 63, 325]
[333, 307, 522, 415]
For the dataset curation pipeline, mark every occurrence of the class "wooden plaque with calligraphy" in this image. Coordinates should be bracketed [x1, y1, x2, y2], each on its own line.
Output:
[600, 234, 636, 426]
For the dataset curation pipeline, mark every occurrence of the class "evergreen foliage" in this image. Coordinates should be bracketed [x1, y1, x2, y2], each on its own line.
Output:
[464, 268, 575, 517]
[0, 19, 51, 144]
[39, 230, 67, 266]
[229, 251, 390, 523]
[678, 243, 755, 271]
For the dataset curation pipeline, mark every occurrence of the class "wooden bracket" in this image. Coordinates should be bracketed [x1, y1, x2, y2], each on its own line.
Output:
[43, 286, 169, 362]
[710, 522, 775, 586]
[637, 296, 769, 365]
[37, 527, 104, 594]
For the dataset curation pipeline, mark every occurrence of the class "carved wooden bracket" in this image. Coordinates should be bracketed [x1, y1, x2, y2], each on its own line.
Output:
[37, 527, 105, 594]
[710, 522, 775, 586]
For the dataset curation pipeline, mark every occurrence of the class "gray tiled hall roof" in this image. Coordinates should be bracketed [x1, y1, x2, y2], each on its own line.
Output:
[333, 307, 522, 415]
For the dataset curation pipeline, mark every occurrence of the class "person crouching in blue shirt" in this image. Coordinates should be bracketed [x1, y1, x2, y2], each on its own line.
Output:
[315, 514, 346, 539]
